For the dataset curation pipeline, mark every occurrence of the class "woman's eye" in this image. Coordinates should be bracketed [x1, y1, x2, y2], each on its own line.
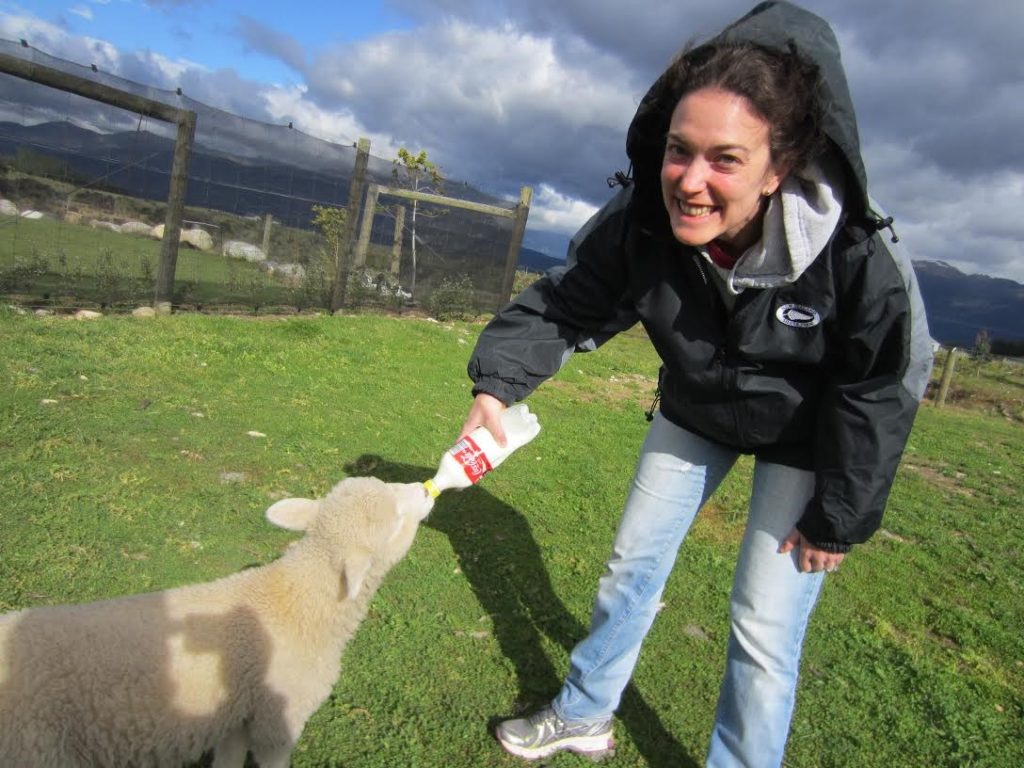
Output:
[716, 154, 741, 167]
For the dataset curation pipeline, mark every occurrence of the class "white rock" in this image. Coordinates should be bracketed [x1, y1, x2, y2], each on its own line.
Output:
[120, 221, 153, 236]
[132, 306, 157, 318]
[74, 310, 103, 320]
[181, 228, 214, 251]
[223, 240, 266, 263]
[0, 199, 17, 216]
[20, 209, 44, 220]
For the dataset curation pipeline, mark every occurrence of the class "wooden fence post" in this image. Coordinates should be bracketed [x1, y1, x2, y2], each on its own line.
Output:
[354, 184, 380, 269]
[390, 205, 406, 275]
[154, 109, 196, 310]
[498, 186, 533, 312]
[331, 137, 370, 312]
[936, 347, 958, 407]
[0, 52, 197, 313]
[261, 214, 273, 260]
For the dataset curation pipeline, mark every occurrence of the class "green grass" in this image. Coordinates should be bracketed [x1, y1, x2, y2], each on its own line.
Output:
[0, 307, 1021, 767]
[0, 216, 309, 308]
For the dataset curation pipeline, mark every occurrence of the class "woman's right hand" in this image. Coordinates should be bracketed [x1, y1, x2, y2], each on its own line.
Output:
[459, 393, 508, 446]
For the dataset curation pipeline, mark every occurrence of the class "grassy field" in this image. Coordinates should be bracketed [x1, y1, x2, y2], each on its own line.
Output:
[0, 308, 1021, 767]
[0, 215, 318, 309]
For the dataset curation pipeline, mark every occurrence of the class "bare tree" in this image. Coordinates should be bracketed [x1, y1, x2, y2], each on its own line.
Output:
[391, 147, 444, 298]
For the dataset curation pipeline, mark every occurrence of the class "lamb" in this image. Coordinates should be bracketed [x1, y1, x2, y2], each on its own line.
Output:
[0, 477, 433, 767]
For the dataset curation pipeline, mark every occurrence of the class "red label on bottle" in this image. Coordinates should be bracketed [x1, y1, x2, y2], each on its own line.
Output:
[449, 435, 493, 483]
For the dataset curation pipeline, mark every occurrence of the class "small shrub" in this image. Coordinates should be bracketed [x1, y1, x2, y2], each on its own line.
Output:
[348, 268, 408, 311]
[512, 268, 542, 296]
[424, 274, 476, 321]
[0, 250, 48, 292]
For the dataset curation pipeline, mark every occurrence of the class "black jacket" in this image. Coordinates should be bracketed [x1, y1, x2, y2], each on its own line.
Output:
[467, 1, 933, 551]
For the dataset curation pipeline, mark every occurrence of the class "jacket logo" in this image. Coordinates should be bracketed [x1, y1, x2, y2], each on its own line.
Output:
[776, 303, 821, 328]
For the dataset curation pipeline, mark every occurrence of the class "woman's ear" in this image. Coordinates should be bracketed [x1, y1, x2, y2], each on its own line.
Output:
[763, 163, 790, 197]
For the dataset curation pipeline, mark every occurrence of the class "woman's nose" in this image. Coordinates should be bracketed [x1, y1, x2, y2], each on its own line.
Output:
[678, 159, 709, 193]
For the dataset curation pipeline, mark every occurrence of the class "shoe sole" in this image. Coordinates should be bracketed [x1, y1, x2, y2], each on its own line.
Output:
[497, 733, 615, 761]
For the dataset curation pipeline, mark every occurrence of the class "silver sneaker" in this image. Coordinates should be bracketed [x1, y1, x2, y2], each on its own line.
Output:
[496, 706, 614, 760]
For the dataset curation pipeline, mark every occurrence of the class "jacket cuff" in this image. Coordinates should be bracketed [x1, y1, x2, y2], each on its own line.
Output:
[795, 520, 853, 554]
[471, 381, 518, 406]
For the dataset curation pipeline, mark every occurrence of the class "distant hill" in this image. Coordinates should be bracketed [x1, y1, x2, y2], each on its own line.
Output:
[5, 121, 1022, 343]
[517, 246, 564, 274]
[513, 251, 1024, 347]
[912, 260, 1024, 346]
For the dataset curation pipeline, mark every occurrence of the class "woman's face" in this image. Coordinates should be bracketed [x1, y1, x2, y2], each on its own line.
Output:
[660, 87, 787, 254]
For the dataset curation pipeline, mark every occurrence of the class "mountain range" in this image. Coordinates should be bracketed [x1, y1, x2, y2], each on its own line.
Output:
[910, 260, 1024, 346]
[516, 250, 1024, 347]
[2, 120, 1021, 345]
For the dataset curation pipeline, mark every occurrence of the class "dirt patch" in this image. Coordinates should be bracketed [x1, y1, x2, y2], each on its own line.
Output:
[690, 501, 745, 547]
[900, 459, 974, 497]
[547, 372, 657, 408]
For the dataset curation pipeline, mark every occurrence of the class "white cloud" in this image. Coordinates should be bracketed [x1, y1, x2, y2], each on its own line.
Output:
[1, 12, 120, 70]
[302, 18, 636, 205]
[69, 6, 94, 21]
[259, 84, 401, 153]
[865, 140, 1024, 283]
[531, 184, 598, 235]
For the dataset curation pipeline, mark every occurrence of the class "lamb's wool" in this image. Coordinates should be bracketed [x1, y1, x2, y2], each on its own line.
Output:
[0, 477, 432, 767]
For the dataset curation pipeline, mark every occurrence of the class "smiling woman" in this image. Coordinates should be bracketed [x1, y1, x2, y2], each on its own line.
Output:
[661, 88, 785, 258]
[456, 2, 935, 766]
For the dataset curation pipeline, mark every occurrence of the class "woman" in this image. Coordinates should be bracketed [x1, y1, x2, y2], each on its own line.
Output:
[460, 2, 933, 765]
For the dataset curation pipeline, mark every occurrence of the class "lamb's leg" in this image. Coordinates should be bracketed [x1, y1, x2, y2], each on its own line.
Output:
[249, 702, 308, 768]
[211, 725, 249, 768]
[249, 743, 293, 768]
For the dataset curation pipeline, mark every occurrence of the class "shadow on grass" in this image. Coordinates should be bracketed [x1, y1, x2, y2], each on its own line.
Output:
[345, 455, 700, 768]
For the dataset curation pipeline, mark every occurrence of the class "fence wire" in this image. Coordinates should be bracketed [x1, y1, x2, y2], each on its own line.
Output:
[0, 38, 519, 314]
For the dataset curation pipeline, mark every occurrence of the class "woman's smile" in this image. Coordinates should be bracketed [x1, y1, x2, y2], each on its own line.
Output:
[661, 87, 787, 256]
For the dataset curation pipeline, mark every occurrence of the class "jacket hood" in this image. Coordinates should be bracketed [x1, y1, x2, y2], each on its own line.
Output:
[626, 1, 870, 230]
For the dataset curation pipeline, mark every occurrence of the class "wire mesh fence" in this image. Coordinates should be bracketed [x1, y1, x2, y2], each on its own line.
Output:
[0, 38, 527, 315]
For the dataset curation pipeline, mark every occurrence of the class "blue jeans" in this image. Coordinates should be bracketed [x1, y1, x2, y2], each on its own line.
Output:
[551, 413, 825, 768]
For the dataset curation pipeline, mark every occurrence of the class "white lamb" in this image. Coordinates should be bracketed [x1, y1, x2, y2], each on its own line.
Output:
[0, 477, 433, 767]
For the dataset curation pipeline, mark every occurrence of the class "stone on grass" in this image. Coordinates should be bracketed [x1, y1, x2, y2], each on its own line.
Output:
[120, 221, 153, 236]
[181, 228, 214, 251]
[223, 240, 266, 263]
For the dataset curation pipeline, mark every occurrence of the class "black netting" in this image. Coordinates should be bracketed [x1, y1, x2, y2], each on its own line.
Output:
[0, 39, 521, 314]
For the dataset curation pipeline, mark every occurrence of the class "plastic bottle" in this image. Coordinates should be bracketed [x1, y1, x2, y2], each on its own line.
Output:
[424, 403, 541, 498]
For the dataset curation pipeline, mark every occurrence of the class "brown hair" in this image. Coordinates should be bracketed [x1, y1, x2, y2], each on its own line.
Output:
[664, 42, 826, 173]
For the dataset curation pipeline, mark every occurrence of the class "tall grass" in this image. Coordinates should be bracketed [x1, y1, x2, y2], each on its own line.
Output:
[0, 308, 1020, 767]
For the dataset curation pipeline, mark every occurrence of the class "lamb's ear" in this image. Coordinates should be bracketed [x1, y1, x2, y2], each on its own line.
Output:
[340, 551, 373, 601]
[266, 498, 320, 531]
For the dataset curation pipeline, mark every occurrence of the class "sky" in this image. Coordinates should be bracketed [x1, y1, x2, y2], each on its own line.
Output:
[2, 0, 1023, 282]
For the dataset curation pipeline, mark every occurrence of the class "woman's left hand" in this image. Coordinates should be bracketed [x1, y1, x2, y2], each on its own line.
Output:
[778, 528, 845, 574]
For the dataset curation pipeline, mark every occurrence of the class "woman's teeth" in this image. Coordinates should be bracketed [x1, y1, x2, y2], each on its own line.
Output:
[679, 203, 714, 216]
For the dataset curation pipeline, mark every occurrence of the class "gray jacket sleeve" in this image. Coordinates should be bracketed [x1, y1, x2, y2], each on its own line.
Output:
[467, 188, 639, 404]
